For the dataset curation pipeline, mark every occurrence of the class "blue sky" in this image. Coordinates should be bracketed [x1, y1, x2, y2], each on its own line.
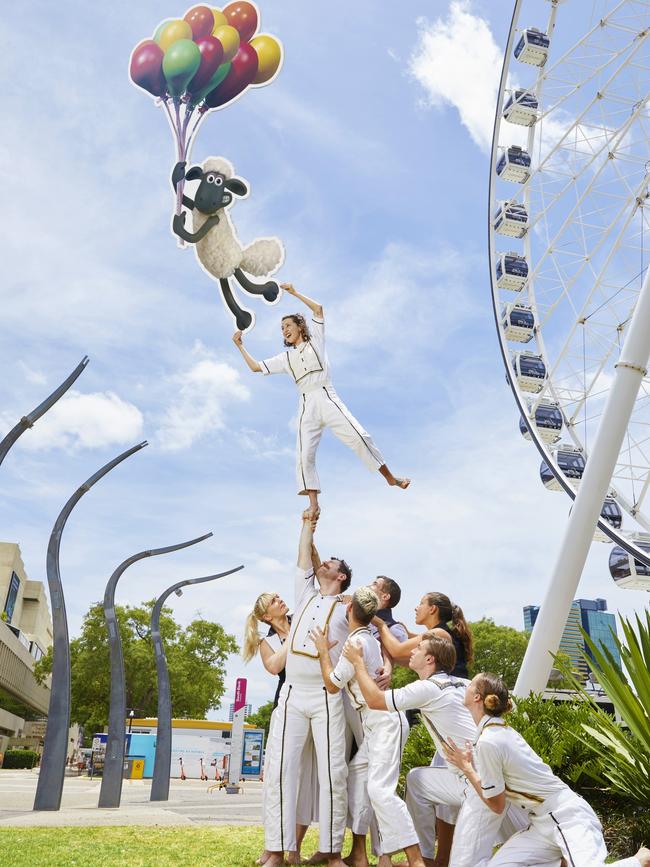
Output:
[1, 0, 648, 717]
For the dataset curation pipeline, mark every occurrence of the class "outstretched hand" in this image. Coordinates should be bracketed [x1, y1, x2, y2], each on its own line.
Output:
[342, 639, 364, 667]
[443, 737, 474, 775]
[232, 331, 244, 347]
[280, 282, 296, 296]
[309, 624, 337, 656]
[302, 508, 319, 531]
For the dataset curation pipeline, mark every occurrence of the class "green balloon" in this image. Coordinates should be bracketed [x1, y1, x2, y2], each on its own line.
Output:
[189, 61, 232, 106]
[153, 20, 170, 44]
[162, 39, 201, 98]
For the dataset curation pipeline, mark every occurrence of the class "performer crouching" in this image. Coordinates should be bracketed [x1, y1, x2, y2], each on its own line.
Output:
[445, 673, 650, 867]
[311, 589, 424, 867]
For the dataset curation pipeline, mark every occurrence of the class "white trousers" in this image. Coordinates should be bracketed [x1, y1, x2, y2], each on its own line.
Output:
[296, 385, 384, 494]
[263, 708, 317, 831]
[348, 709, 418, 855]
[487, 791, 641, 867]
[448, 786, 530, 867]
[264, 683, 347, 854]
[406, 765, 466, 859]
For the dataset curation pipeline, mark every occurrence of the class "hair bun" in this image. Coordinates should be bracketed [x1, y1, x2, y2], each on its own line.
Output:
[484, 694, 500, 710]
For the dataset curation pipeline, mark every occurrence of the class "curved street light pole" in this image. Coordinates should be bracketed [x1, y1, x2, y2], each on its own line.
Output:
[0, 357, 89, 468]
[33, 441, 148, 812]
[98, 531, 214, 809]
[149, 564, 244, 802]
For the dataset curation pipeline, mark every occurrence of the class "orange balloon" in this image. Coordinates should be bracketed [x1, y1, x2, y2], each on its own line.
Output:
[158, 19, 192, 52]
[213, 23, 240, 62]
[211, 7, 228, 32]
[250, 34, 282, 85]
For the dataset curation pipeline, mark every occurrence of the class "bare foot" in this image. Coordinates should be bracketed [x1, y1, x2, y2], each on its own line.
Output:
[264, 855, 285, 867]
[255, 851, 271, 865]
[286, 852, 302, 865]
[392, 477, 410, 489]
[304, 854, 328, 865]
[343, 854, 369, 867]
[635, 849, 650, 867]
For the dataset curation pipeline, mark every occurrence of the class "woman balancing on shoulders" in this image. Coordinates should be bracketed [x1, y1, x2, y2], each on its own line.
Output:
[243, 592, 316, 867]
[373, 591, 473, 679]
[232, 283, 409, 518]
[444, 673, 650, 867]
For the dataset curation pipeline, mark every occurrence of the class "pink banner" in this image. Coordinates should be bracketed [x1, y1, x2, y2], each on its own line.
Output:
[234, 677, 247, 712]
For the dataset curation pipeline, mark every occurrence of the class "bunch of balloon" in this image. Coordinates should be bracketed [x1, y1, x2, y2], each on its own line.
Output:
[129, 3, 283, 217]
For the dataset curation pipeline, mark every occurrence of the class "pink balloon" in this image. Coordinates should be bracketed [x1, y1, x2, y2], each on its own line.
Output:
[188, 35, 225, 92]
[204, 42, 258, 108]
[130, 40, 166, 97]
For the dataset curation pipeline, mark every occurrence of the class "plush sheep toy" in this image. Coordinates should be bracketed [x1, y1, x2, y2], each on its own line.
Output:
[171, 156, 284, 332]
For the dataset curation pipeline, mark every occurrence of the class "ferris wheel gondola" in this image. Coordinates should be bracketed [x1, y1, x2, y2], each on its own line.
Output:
[489, 0, 650, 592]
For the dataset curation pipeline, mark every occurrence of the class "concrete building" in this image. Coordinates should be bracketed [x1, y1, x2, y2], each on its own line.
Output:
[0, 543, 53, 756]
[523, 597, 620, 680]
[228, 702, 252, 722]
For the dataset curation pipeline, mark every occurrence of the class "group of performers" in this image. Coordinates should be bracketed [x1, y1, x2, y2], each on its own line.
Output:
[237, 290, 649, 867]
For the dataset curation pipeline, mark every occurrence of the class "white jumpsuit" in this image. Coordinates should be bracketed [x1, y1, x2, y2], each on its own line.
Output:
[263, 566, 349, 854]
[391, 674, 526, 864]
[330, 628, 416, 856]
[261, 315, 385, 494]
[463, 715, 642, 867]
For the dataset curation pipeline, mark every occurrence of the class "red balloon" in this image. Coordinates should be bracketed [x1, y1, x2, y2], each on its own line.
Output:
[130, 40, 166, 97]
[188, 35, 225, 92]
[184, 5, 215, 40]
[204, 42, 258, 108]
[222, 2, 258, 42]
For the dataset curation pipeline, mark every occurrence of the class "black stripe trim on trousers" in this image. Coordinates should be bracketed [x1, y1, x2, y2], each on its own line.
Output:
[550, 811, 576, 867]
[321, 387, 381, 465]
[324, 687, 334, 852]
[297, 395, 308, 492]
[279, 685, 292, 852]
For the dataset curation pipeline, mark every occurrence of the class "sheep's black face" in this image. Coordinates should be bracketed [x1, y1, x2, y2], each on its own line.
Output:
[194, 172, 232, 215]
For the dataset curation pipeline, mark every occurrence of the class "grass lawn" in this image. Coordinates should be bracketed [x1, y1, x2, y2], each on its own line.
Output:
[0, 826, 409, 866]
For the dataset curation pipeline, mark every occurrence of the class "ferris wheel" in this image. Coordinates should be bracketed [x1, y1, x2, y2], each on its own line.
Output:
[489, 0, 650, 592]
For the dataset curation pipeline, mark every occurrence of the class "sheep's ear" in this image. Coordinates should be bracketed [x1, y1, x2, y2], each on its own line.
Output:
[226, 177, 248, 197]
[186, 166, 203, 182]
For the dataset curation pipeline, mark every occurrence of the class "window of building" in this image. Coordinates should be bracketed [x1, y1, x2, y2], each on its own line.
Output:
[3, 572, 20, 624]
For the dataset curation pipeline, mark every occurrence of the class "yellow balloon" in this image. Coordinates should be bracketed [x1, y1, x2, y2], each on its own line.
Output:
[158, 19, 192, 52]
[251, 34, 282, 85]
[211, 8, 228, 33]
[213, 24, 240, 63]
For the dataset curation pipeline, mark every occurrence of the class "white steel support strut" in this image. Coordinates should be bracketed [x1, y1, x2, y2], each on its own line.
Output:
[514, 254, 650, 697]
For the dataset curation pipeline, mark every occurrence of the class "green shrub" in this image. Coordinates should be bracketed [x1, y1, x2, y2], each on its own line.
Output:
[3, 749, 39, 769]
[507, 693, 604, 788]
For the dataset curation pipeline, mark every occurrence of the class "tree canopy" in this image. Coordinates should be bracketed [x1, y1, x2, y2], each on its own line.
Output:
[34, 600, 238, 736]
[468, 617, 530, 687]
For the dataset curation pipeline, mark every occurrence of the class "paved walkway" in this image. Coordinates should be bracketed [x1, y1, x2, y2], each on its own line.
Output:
[0, 770, 263, 827]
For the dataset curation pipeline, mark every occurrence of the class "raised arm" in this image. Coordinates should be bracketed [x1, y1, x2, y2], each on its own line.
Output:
[373, 619, 422, 664]
[259, 638, 289, 676]
[232, 331, 262, 373]
[298, 512, 315, 570]
[342, 641, 388, 710]
[281, 283, 323, 319]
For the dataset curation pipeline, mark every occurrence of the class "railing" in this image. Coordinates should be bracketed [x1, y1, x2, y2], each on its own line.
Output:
[0, 620, 51, 715]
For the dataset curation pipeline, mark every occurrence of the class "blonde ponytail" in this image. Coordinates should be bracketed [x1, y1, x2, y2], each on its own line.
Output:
[242, 592, 274, 663]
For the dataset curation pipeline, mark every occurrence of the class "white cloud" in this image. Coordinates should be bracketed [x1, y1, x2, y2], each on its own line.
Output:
[409, 1, 502, 152]
[156, 343, 251, 452]
[4, 390, 144, 452]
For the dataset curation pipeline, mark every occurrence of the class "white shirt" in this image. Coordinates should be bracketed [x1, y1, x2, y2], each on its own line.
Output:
[370, 620, 409, 644]
[261, 316, 331, 393]
[285, 566, 348, 685]
[475, 715, 566, 809]
[330, 627, 384, 710]
[388, 673, 476, 774]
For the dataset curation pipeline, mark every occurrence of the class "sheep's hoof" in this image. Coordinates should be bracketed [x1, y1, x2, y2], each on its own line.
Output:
[262, 282, 280, 303]
[237, 311, 253, 331]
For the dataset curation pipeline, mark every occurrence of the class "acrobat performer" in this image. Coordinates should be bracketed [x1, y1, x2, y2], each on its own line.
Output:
[232, 283, 410, 517]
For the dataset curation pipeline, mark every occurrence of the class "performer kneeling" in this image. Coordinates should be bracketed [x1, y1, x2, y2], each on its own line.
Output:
[445, 673, 650, 867]
[232, 282, 409, 518]
[311, 589, 424, 867]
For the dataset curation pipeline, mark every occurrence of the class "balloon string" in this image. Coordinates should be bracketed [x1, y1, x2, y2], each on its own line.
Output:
[185, 112, 204, 159]
[174, 100, 184, 217]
